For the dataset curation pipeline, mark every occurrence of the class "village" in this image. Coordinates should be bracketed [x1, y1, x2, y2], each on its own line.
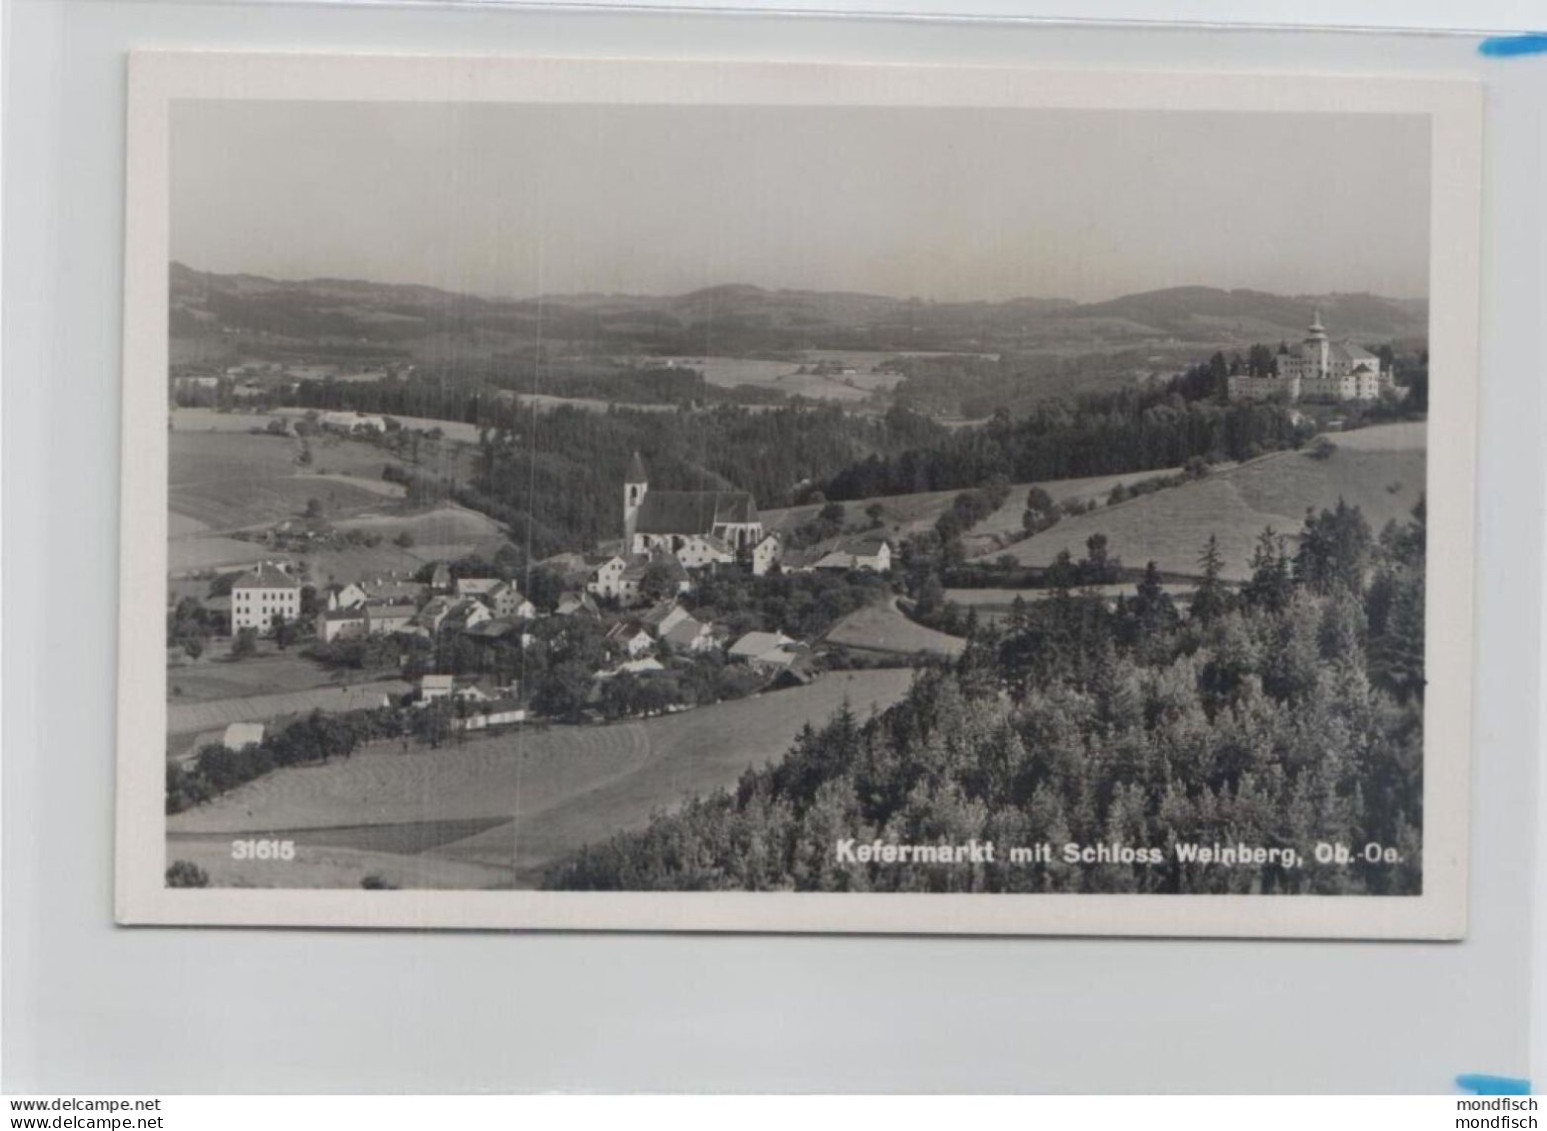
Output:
[180, 448, 898, 760]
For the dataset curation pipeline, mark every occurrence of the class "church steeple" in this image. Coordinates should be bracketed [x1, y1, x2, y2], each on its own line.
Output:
[623, 452, 649, 546]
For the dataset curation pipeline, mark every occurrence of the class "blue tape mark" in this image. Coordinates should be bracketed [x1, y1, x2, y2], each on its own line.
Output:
[1456, 1074, 1532, 1095]
[1478, 34, 1547, 57]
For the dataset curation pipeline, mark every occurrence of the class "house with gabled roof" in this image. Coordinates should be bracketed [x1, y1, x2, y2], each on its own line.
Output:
[365, 604, 416, 635]
[751, 532, 782, 576]
[440, 598, 492, 633]
[317, 607, 368, 643]
[230, 562, 302, 634]
[664, 614, 717, 654]
[605, 620, 656, 659]
[728, 630, 797, 663]
[325, 582, 369, 611]
[586, 555, 630, 601]
[815, 537, 893, 574]
[640, 600, 692, 636]
[414, 595, 456, 632]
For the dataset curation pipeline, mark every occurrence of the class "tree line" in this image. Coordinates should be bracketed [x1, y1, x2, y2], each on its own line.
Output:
[543, 498, 1426, 896]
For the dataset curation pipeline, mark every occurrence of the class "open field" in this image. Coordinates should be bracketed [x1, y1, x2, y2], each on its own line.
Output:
[167, 410, 506, 578]
[170, 429, 402, 531]
[166, 667, 915, 886]
[167, 678, 410, 738]
[171, 408, 286, 433]
[824, 598, 966, 657]
[980, 424, 1426, 581]
[163, 836, 514, 889]
[167, 651, 402, 704]
[642, 353, 905, 402]
[761, 465, 1187, 557]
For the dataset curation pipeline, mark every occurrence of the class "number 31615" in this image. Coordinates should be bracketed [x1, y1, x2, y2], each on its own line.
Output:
[231, 839, 295, 861]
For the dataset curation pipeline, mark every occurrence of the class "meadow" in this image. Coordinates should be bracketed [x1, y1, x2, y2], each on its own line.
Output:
[760, 465, 1185, 558]
[165, 667, 916, 888]
[823, 598, 966, 657]
[980, 423, 1425, 581]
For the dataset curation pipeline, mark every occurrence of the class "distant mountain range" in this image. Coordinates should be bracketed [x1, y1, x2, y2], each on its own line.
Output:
[170, 262, 1429, 362]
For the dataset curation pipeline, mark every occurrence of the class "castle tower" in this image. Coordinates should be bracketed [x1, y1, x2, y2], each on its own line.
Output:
[624, 451, 649, 546]
[1306, 309, 1330, 378]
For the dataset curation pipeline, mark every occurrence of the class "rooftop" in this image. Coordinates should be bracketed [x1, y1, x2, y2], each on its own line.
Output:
[232, 563, 300, 591]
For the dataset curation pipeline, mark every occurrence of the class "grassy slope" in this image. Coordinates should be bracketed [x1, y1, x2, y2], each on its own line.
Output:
[166, 668, 916, 887]
[824, 598, 966, 657]
[761, 467, 1182, 558]
[979, 424, 1425, 581]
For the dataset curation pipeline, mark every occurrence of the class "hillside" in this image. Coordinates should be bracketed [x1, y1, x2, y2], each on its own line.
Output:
[978, 423, 1426, 581]
[170, 263, 1428, 367]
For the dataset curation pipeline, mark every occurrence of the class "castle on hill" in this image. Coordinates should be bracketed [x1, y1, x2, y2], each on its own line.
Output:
[1227, 311, 1400, 404]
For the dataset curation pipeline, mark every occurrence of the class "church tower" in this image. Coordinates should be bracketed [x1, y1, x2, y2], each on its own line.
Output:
[1306, 309, 1330, 378]
[624, 451, 649, 546]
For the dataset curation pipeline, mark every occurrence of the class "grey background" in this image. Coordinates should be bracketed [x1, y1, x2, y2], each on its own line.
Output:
[4, 0, 1543, 1094]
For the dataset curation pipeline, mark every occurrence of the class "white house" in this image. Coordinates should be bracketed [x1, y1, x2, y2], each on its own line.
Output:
[317, 608, 367, 643]
[319, 411, 386, 433]
[814, 537, 892, 574]
[365, 603, 416, 635]
[441, 598, 492, 632]
[586, 555, 630, 601]
[751, 533, 782, 577]
[485, 581, 536, 620]
[674, 533, 736, 570]
[605, 621, 656, 658]
[230, 563, 302, 634]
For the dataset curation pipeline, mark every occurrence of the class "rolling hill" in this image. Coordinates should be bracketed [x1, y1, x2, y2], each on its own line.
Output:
[170, 263, 1428, 366]
[977, 423, 1426, 581]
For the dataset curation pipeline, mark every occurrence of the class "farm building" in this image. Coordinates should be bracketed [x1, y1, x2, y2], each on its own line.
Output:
[814, 537, 893, 573]
[729, 631, 797, 665]
[455, 700, 527, 732]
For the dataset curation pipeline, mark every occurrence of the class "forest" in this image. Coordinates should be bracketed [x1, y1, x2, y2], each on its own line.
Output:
[543, 497, 1427, 896]
[810, 386, 1316, 502]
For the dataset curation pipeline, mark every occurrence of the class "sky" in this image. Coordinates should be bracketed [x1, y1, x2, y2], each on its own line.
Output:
[171, 100, 1430, 304]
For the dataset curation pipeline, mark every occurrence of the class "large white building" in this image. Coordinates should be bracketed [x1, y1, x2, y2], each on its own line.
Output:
[230, 563, 302, 634]
[1227, 311, 1399, 404]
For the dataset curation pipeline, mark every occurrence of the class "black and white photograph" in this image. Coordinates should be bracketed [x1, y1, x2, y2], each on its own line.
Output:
[116, 54, 1481, 936]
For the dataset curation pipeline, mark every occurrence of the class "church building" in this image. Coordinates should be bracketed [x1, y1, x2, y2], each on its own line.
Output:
[622, 452, 766, 556]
